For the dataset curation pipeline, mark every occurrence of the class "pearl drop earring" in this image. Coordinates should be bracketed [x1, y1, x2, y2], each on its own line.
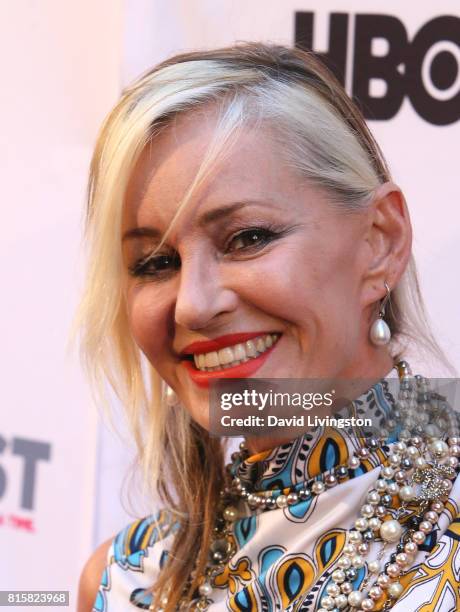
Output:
[369, 281, 392, 346]
[163, 382, 179, 406]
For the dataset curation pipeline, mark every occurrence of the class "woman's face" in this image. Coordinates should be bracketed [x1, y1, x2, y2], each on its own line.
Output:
[121, 109, 392, 431]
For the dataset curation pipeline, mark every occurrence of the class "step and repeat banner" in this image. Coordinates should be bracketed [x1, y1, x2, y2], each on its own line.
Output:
[2, 0, 458, 608]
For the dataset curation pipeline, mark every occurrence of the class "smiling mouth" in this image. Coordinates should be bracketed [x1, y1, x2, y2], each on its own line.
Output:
[183, 333, 281, 372]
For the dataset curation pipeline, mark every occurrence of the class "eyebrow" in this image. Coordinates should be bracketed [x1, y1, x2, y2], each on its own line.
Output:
[122, 200, 272, 242]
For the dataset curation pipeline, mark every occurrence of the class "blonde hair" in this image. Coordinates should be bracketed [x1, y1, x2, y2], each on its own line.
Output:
[74, 42, 449, 609]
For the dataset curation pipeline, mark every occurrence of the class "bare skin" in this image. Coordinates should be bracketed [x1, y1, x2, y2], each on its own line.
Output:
[77, 537, 112, 611]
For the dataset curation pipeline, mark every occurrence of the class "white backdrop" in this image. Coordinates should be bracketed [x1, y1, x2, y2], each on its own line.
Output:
[0, 0, 122, 608]
[2, 0, 459, 607]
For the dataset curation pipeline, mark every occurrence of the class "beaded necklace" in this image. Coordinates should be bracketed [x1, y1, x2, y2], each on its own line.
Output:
[155, 362, 460, 611]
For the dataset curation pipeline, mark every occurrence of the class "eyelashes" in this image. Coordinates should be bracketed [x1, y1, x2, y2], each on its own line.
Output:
[128, 252, 180, 278]
[225, 225, 279, 253]
[127, 225, 283, 280]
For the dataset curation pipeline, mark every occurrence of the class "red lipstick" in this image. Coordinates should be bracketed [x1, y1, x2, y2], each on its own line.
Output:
[180, 332, 281, 389]
[180, 331, 275, 356]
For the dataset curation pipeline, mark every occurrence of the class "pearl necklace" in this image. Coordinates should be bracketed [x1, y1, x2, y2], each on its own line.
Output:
[155, 362, 460, 611]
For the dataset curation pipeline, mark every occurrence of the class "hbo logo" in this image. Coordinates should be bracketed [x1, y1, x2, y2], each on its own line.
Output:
[295, 13, 460, 125]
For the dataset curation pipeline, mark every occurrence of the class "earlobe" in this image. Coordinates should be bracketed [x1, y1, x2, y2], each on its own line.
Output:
[362, 182, 412, 306]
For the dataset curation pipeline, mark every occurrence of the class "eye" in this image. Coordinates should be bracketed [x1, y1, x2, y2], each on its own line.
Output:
[129, 252, 180, 278]
[128, 225, 282, 278]
[226, 227, 278, 253]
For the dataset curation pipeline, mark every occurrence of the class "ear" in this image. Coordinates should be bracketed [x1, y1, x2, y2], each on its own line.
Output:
[360, 181, 412, 307]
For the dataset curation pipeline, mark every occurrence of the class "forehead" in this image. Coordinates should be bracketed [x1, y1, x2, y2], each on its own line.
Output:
[122, 109, 303, 232]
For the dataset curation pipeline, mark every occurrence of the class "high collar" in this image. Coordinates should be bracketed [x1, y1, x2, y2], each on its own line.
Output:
[231, 376, 397, 493]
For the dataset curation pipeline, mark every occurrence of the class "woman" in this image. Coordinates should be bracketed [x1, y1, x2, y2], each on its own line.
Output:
[77, 43, 460, 611]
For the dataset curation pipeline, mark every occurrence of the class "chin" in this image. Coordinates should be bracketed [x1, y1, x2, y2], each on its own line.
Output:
[193, 415, 210, 432]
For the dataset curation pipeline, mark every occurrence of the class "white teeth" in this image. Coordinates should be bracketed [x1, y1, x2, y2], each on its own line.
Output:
[191, 333, 280, 372]
[255, 337, 266, 352]
[218, 346, 234, 364]
[245, 340, 257, 357]
[194, 353, 207, 369]
[205, 351, 219, 367]
[233, 343, 246, 360]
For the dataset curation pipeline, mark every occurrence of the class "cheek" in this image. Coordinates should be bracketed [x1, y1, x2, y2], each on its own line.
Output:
[126, 287, 171, 366]
[230, 239, 357, 321]
[226, 236, 362, 357]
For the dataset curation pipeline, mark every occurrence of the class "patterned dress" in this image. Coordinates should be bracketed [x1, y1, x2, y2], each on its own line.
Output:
[93, 378, 460, 611]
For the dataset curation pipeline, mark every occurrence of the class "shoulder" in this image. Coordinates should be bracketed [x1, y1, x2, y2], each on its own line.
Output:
[77, 537, 113, 612]
[77, 509, 180, 612]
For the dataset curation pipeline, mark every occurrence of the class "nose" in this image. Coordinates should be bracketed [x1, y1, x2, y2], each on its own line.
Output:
[174, 251, 238, 331]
